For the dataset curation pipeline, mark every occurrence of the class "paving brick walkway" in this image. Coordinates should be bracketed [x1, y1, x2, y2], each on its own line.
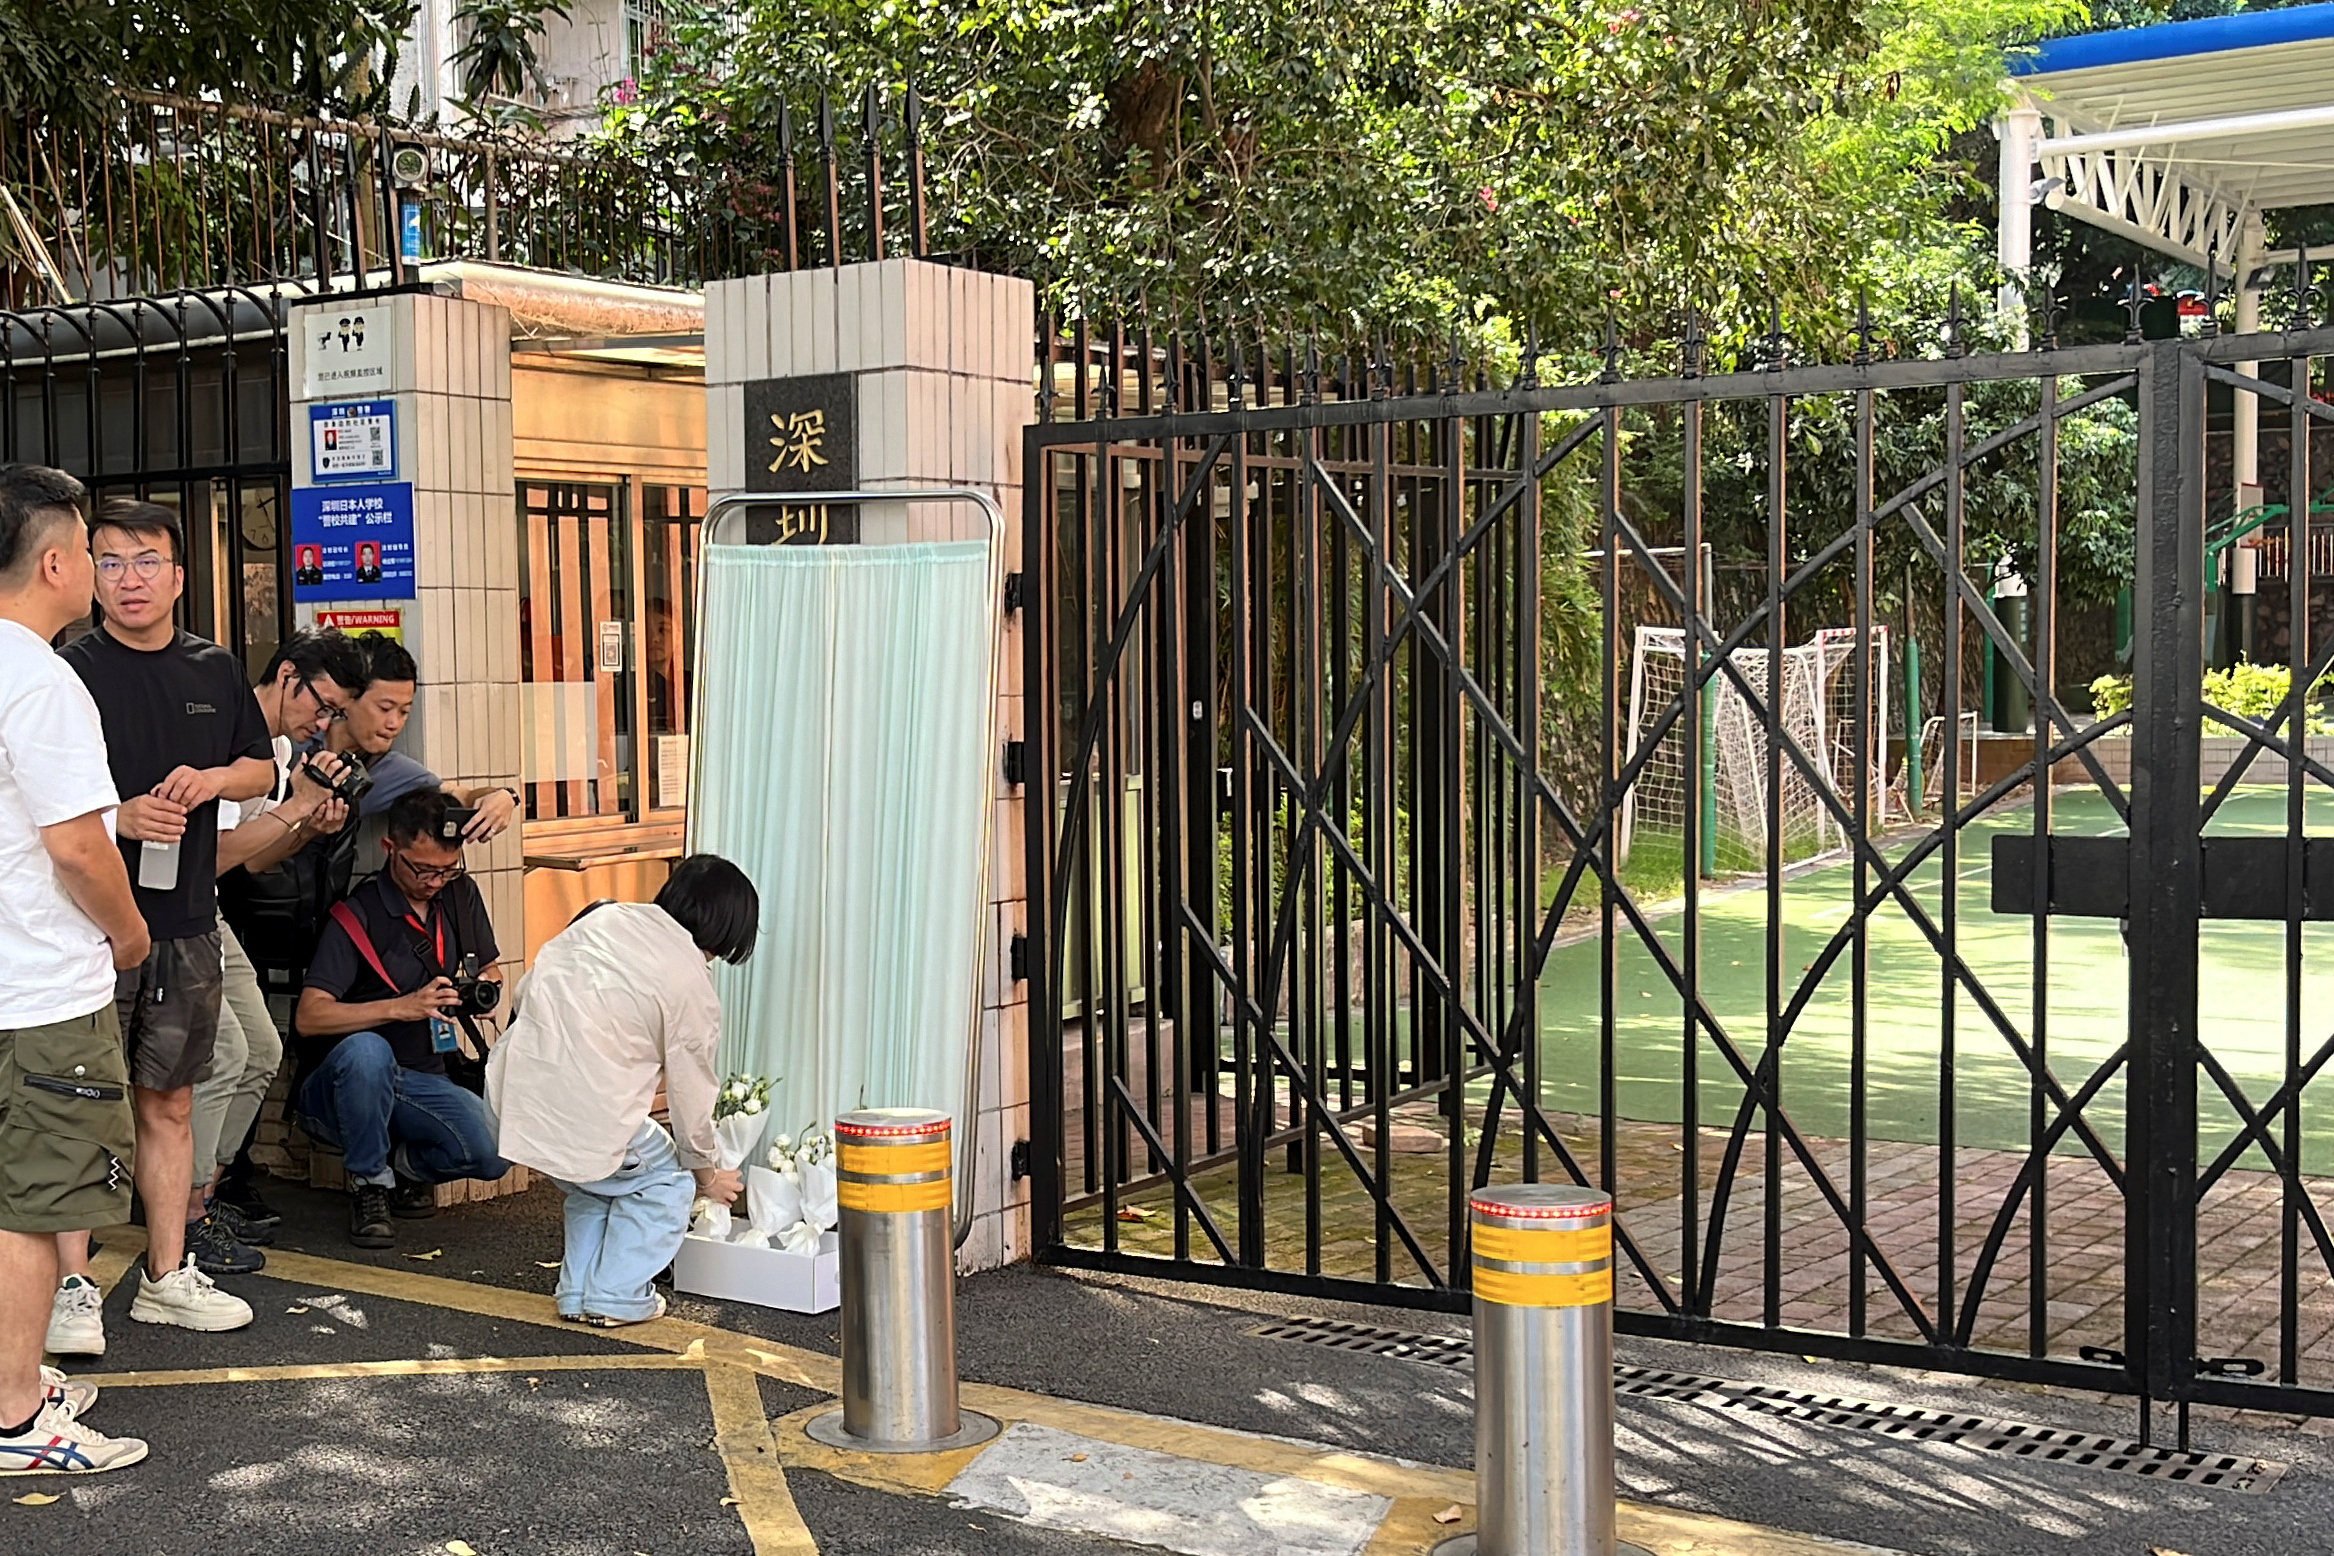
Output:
[1067, 1108, 2334, 1387]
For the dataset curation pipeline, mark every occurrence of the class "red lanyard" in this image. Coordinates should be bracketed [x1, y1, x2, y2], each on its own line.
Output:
[404, 906, 446, 971]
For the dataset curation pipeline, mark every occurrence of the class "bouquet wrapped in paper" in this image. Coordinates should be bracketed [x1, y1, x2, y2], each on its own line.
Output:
[759, 1128, 838, 1254]
[688, 1073, 775, 1240]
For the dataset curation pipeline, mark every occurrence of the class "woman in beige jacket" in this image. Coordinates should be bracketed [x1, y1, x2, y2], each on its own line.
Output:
[487, 855, 758, 1325]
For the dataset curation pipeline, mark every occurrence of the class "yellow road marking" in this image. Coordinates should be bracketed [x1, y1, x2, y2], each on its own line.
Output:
[705, 1361, 818, 1555]
[85, 1353, 703, 1389]
[1366, 1496, 1475, 1554]
[257, 1248, 843, 1393]
[225, 1249, 1912, 1556]
[771, 1403, 994, 1496]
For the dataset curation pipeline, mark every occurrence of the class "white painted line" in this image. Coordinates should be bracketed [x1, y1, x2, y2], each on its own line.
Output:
[944, 1421, 1391, 1556]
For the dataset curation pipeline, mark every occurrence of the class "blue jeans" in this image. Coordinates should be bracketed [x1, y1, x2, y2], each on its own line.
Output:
[553, 1120, 695, 1321]
[296, 1032, 509, 1189]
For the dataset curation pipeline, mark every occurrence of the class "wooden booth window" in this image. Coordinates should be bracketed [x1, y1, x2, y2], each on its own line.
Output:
[518, 481, 634, 822]
[640, 484, 702, 812]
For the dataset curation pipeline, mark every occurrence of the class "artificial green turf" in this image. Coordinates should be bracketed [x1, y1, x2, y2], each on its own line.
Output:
[1536, 786, 2334, 1171]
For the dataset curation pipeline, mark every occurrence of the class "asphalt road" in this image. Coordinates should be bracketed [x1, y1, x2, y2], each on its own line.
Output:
[23, 1180, 2333, 1556]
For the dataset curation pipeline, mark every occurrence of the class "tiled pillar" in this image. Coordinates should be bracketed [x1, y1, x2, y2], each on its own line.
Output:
[288, 292, 525, 972]
[705, 262, 1035, 1273]
[284, 292, 528, 1202]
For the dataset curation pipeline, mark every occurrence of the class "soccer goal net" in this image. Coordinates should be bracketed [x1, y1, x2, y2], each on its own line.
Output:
[1621, 624, 1893, 875]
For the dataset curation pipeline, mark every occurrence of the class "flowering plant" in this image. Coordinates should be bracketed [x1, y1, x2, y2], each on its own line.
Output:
[745, 1126, 838, 1255]
[690, 1073, 779, 1239]
[766, 1128, 831, 1173]
[712, 1073, 772, 1122]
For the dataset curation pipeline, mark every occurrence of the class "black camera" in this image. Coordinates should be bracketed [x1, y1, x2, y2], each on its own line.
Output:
[450, 953, 500, 1015]
[299, 752, 372, 806]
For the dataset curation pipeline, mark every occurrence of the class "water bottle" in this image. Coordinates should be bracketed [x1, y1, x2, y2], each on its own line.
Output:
[138, 838, 181, 891]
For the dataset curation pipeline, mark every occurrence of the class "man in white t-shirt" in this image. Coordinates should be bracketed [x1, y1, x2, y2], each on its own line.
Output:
[0, 465, 152, 1477]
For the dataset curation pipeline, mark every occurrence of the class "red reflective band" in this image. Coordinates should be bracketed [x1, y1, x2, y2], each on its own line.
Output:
[836, 1118, 952, 1139]
[1469, 1195, 1612, 1221]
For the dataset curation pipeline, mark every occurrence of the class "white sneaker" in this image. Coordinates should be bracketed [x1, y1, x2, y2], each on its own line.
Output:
[39, 1368, 95, 1420]
[128, 1256, 253, 1333]
[0, 1401, 147, 1475]
[45, 1275, 105, 1357]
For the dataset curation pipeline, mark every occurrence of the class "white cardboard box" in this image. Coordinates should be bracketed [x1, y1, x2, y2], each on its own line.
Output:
[673, 1229, 840, 1313]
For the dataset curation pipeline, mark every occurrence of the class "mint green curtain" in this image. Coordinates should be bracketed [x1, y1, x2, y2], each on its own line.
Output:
[690, 540, 994, 1167]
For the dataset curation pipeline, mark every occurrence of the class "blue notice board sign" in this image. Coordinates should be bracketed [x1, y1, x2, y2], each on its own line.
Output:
[291, 481, 416, 601]
[308, 399, 398, 483]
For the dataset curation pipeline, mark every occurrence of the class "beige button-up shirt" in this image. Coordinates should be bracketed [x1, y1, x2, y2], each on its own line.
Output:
[487, 901, 723, 1184]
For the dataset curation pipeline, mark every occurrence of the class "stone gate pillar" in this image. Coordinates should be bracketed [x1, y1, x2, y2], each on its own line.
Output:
[705, 262, 1036, 1272]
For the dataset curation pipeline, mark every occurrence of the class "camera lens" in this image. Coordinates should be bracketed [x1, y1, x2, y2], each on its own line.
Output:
[463, 979, 500, 1014]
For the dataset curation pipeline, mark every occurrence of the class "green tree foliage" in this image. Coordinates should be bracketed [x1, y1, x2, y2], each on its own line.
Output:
[603, 0, 2081, 342]
[454, 0, 574, 109]
[0, 0, 420, 124]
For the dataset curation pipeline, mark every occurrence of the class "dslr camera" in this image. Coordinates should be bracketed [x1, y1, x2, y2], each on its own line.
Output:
[449, 953, 500, 1015]
[299, 751, 372, 807]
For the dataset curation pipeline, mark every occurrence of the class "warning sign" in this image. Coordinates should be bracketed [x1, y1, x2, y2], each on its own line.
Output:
[316, 608, 403, 643]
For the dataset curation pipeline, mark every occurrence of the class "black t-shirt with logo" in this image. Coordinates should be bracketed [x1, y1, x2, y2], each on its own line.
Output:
[300, 871, 499, 1075]
[60, 627, 273, 941]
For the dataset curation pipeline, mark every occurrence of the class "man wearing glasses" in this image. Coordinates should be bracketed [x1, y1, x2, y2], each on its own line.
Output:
[44, 627, 374, 1355]
[293, 788, 509, 1249]
[192, 634, 370, 1261]
[54, 501, 274, 1341]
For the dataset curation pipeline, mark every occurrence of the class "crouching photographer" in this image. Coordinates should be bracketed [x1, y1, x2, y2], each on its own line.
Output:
[293, 788, 510, 1249]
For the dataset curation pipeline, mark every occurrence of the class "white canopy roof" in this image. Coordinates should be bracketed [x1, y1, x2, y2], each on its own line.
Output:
[2001, 3, 2334, 272]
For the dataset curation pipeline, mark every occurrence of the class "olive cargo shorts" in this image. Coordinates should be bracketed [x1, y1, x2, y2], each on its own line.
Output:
[0, 1005, 137, 1234]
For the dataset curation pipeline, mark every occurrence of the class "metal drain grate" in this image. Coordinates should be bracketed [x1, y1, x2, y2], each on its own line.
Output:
[1250, 1317, 2288, 1493]
[1249, 1317, 1475, 1370]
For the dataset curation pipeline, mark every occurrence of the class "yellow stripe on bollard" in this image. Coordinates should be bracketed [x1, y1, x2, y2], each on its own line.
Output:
[838, 1141, 954, 1177]
[1471, 1222, 1611, 1267]
[837, 1177, 953, 1214]
[1471, 1265, 1615, 1309]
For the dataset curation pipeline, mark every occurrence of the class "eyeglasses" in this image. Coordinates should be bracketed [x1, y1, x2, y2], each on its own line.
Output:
[295, 675, 349, 723]
[395, 855, 467, 886]
[95, 555, 169, 582]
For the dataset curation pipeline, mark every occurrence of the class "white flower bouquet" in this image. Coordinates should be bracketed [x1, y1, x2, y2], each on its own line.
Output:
[759, 1128, 838, 1255]
[690, 1073, 777, 1240]
[674, 1117, 845, 1313]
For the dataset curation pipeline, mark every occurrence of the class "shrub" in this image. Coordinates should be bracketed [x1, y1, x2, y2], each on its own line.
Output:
[2087, 664, 2328, 733]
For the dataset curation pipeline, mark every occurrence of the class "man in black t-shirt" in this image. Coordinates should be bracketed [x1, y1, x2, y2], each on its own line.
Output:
[56, 501, 273, 1340]
[294, 788, 510, 1249]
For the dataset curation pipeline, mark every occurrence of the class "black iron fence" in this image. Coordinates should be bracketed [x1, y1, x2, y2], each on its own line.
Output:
[1025, 303, 2334, 1426]
[2, 286, 302, 673]
[1, 86, 934, 304]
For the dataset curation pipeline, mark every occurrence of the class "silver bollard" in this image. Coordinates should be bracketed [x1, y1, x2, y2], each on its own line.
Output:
[805, 1108, 998, 1454]
[1437, 1185, 1650, 1556]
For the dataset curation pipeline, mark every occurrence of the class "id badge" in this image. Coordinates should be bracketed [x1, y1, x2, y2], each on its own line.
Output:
[429, 1016, 460, 1055]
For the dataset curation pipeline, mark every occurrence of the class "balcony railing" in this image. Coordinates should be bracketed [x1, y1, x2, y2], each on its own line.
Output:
[1, 86, 933, 306]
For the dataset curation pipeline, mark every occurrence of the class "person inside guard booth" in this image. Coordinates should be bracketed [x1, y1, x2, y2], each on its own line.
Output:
[293, 788, 510, 1249]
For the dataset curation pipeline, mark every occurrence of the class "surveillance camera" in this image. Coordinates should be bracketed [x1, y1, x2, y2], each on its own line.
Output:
[2029, 175, 2067, 211]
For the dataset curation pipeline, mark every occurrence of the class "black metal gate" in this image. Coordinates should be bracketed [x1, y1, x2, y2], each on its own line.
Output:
[1024, 317, 2334, 1418]
[2, 287, 301, 671]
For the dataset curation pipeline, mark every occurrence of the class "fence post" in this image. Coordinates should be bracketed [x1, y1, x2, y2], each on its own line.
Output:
[807, 1109, 999, 1454]
[1439, 1186, 1650, 1556]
